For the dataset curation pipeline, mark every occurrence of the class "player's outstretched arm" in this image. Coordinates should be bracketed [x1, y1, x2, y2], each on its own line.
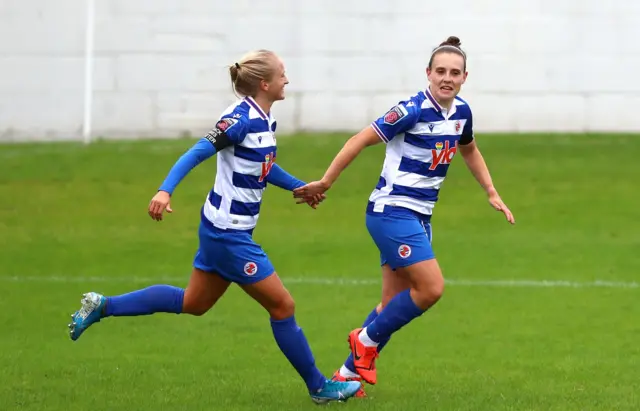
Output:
[265, 164, 325, 209]
[149, 118, 244, 221]
[292, 126, 381, 199]
[459, 141, 515, 225]
[265, 163, 305, 191]
[148, 138, 217, 221]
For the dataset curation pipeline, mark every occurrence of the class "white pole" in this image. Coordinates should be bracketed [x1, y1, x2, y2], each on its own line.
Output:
[82, 0, 95, 144]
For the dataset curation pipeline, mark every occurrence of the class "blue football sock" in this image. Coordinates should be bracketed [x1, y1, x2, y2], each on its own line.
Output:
[270, 316, 326, 393]
[104, 285, 184, 317]
[343, 307, 391, 374]
[365, 289, 425, 343]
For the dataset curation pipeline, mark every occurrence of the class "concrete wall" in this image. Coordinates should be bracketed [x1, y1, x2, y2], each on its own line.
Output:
[1, 0, 639, 142]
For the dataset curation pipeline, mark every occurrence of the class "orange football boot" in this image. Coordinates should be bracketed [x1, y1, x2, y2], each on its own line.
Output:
[347, 328, 379, 385]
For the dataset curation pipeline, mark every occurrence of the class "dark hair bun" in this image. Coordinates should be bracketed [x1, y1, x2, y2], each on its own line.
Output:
[440, 36, 462, 48]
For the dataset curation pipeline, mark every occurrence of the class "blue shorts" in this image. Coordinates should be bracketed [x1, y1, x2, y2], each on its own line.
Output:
[366, 204, 434, 270]
[193, 221, 275, 285]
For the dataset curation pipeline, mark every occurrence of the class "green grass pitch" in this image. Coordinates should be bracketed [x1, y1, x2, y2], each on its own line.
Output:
[0, 133, 639, 410]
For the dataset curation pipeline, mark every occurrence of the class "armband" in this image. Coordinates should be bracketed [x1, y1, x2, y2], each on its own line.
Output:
[203, 119, 237, 151]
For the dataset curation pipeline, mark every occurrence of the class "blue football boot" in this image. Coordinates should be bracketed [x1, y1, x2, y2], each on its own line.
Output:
[310, 378, 361, 404]
[68, 292, 106, 341]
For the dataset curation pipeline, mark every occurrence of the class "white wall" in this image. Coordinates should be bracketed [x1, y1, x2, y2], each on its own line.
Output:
[1, 0, 640, 142]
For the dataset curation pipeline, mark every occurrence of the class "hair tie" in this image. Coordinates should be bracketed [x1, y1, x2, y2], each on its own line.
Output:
[235, 62, 240, 69]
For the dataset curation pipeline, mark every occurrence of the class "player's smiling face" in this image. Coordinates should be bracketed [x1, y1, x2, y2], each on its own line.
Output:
[426, 52, 467, 106]
[264, 57, 289, 101]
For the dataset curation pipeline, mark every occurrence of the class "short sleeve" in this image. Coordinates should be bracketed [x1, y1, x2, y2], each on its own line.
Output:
[370, 100, 420, 143]
[459, 109, 474, 146]
[214, 115, 250, 144]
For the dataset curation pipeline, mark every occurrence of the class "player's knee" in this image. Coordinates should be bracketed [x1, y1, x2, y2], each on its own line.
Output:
[269, 294, 296, 320]
[413, 276, 445, 309]
[426, 280, 445, 303]
[182, 293, 214, 316]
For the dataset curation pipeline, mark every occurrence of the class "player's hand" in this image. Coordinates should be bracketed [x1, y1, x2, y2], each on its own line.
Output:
[293, 179, 331, 199]
[295, 193, 326, 209]
[148, 190, 173, 221]
[488, 189, 515, 225]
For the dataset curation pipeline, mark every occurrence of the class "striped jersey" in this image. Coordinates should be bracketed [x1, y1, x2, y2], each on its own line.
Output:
[202, 96, 277, 231]
[369, 88, 474, 216]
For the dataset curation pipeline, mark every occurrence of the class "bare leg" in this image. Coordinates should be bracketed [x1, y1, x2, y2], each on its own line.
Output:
[182, 268, 231, 315]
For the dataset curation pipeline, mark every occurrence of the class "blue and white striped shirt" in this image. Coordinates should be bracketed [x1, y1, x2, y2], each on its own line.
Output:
[369, 88, 474, 216]
[202, 97, 277, 231]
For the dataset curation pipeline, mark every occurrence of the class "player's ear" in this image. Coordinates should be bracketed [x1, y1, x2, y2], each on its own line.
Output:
[462, 71, 468, 84]
[260, 78, 269, 92]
